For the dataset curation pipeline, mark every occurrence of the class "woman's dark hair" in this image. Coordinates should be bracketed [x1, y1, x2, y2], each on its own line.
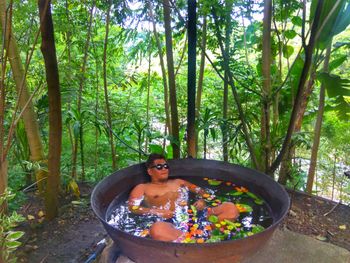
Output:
[145, 153, 166, 168]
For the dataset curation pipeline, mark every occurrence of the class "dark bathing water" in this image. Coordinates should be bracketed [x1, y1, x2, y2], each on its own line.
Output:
[107, 176, 273, 243]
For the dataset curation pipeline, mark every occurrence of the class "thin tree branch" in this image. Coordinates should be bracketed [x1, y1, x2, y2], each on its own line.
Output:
[175, 31, 187, 77]
[204, 51, 261, 97]
[212, 6, 259, 170]
[3, 0, 50, 161]
[272, 46, 302, 96]
[105, 122, 147, 156]
[301, 0, 307, 49]
[169, 0, 186, 24]
[3, 82, 44, 161]
[269, 0, 325, 174]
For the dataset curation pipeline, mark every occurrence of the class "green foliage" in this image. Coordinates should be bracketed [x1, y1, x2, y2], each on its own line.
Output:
[148, 144, 173, 160]
[291, 16, 303, 27]
[284, 29, 297, 40]
[319, 73, 350, 98]
[0, 189, 25, 263]
[286, 164, 307, 191]
[329, 55, 347, 72]
[318, 72, 350, 119]
[3, 0, 350, 217]
[311, 0, 350, 49]
[282, 45, 294, 59]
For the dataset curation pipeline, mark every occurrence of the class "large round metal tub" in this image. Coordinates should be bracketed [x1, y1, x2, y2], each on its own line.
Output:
[91, 158, 290, 263]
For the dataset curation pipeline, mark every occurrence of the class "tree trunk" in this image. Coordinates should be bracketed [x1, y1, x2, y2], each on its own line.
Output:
[272, 15, 282, 165]
[261, 0, 272, 173]
[149, 2, 171, 136]
[269, 0, 324, 174]
[187, 0, 196, 158]
[222, 1, 232, 162]
[212, 8, 259, 169]
[65, 0, 75, 178]
[145, 40, 152, 154]
[103, 0, 117, 169]
[277, 147, 293, 185]
[0, 0, 47, 193]
[38, 0, 62, 220]
[93, 46, 100, 178]
[278, 71, 316, 184]
[163, 0, 180, 158]
[204, 133, 207, 159]
[74, 0, 95, 181]
[0, 160, 8, 213]
[195, 16, 206, 156]
[0, 40, 5, 164]
[223, 72, 228, 162]
[306, 42, 331, 194]
[241, 11, 249, 65]
[331, 154, 336, 200]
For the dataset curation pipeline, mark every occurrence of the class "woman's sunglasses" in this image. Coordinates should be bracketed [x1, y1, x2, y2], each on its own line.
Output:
[150, 163, 169, 170]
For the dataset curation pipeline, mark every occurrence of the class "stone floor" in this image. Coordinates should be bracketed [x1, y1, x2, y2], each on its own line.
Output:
[99, 229, 350, 263]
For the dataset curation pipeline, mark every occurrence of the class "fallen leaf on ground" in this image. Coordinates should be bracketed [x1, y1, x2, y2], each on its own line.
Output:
[289, 210, 297, 217]
[38, 210, 45, 218]
[339, 225, 347, 230]
[316, 235, 327, 241]
[27, 215, 35, 220]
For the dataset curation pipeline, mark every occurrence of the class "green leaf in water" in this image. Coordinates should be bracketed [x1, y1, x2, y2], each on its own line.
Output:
[206, 235, 222, 243]
[208, 215, 218, 223]
[237, 203, 253, 213]
[190, 205, 197, 217]
[231, 231, 245, 240]
[252, 224, 265, 234]
[254, 199, 264, 205]
[245, 192, 258, 199]
[223, 219, 236, 227]
[228, 190, 243, 196]
[208, 179, 222, 186]
[245, 192, 264, 205]
[215, 196, 227, 202]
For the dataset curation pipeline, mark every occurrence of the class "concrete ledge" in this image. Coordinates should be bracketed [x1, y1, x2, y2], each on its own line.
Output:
[245, 229, 350, 263]
[100, 229, 350, 263]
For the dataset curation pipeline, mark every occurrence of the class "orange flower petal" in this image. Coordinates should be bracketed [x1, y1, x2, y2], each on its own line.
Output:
[205, 225, 212, 231]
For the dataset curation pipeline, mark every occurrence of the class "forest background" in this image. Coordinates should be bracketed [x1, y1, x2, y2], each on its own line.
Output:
[0, 0, 350, 259]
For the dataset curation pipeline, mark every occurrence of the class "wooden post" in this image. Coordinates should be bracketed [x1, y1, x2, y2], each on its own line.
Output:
[187, 0, 196, 158]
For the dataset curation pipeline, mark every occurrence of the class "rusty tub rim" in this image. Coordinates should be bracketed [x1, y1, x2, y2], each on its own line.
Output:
[91, 158, 290, 247]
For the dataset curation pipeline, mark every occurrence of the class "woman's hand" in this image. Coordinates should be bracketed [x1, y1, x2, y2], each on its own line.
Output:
[193, 199, 206, 211]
